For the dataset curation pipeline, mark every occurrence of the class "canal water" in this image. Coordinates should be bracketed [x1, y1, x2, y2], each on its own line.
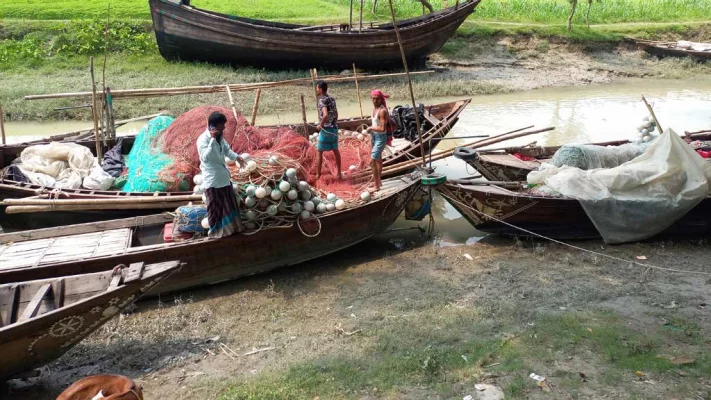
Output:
[4, 78, 711, 242]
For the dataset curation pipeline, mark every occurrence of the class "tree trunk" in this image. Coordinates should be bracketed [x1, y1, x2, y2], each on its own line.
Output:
[567, 0, 578, 31]
[415, 0, 434, 13]
[372, 0, 378, 13]
[585, 0, 592, 27]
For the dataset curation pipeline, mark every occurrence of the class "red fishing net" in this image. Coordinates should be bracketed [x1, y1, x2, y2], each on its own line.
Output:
[159, 106, 372, 198]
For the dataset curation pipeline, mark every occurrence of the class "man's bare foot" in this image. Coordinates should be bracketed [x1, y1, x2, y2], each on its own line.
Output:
[367, 186, 380, 193]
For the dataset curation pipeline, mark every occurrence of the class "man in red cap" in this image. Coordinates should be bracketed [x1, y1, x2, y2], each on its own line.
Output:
[365, 89, 392, 192]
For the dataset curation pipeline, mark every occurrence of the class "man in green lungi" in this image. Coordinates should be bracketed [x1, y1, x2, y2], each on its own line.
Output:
[315, 81, 342, 180]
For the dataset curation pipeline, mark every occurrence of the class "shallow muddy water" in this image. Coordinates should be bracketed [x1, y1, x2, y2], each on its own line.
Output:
[4, 78, 710, 242]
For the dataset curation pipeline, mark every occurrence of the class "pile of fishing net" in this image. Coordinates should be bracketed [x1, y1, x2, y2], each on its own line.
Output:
[157, 106, 373, 199]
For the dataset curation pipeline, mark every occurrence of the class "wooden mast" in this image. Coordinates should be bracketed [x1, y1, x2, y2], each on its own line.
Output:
[0, 101, 6, 145]
[387, 0, 426, 164]
[353, 64, 364, 119]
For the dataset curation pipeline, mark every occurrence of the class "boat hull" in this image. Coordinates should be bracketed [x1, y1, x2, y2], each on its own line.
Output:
[149, 0, 479, 69]
[0, 176, 422, 296]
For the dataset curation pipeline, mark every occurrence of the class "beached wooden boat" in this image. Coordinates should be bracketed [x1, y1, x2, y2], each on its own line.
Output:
[0, 174, 421, 294]
[438, 181, 711, 240]
[0, 261, 181, 380]
[149, 0, 480, 69]
[465, 132, 711, 182]
[636, 40, 711, 62]
[0, 100, 467, 230]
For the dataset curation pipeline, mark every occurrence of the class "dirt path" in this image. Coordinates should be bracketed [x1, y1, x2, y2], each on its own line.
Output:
[5, 229, 710, 399]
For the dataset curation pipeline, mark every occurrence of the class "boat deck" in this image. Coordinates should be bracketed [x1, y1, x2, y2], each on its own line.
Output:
[0, 229, 132, 270]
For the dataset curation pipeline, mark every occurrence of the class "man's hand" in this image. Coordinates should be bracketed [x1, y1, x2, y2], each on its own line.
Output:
[209, 127, 219, 138]
[236, 156, 246, 168]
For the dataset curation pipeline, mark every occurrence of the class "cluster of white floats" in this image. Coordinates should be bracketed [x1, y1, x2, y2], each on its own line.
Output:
[308, 129, 366, 144]
[192, 153, 373, 229]
[635, 116, 659, 143]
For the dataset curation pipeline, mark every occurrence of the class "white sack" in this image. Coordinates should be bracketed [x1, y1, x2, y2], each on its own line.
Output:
[17, 166, 56, 187]
[83, 166, 115, 190]
[20, 142, 95, 178]
[527, 129, 711, 243]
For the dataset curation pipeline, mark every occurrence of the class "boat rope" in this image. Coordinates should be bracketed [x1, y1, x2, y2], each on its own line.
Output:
[438, 190, 711, 277]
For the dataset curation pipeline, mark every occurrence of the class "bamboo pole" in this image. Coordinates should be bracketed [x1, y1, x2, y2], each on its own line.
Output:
[310, 69, 319, 107]
[0, 101, 6, 145]
[23, 71, 436, 101]
[373, 127, 555, 178]
[5, 202, 197, 214]
[225, 85, 239, 121]
[388, 0, 426, 165]
[89, 56, 103, 160]
[353, 64, 364, 119]
[349, 0, 354, 30]
[641, 95, 663, 134]
[250, 89, 262, 126]
[300, 94, 309, 139]
[3, 195, 202, 206]
[359, 0, 364, 32]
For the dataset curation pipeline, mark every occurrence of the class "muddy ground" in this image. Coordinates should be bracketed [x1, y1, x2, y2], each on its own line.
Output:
[4, 221, 710, 399]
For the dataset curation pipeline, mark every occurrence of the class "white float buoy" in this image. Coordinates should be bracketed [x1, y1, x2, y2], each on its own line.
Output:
[193, 174, 203, 186]
[641, 128, 649, 135]
[326, 203, 336, 212]
[357, 134, 364, 141]
[270, 189, 283, 201]
[286, 168, 298, 178]
[225, 157, 236, 166]
[304, 201, 315, 212]
[312, 197, 321, 206]
[349, 165, 357, 171]
[361, 191, 371, 202]
[300, 190, 311, 201]
[335, 199, 345, 210]
[240, 153, 251, 162]
[194, 186, 204, 195]
[245, 185, 256, 197]
[287, 189, 298, 200]
[300, 210, 311, 219]
[292, 202, 303, 213]
[297, 181, 309, 191]
[255, 186, 267, 199]
[245, 210, 257, 220]
[278, 181, 291, 192]
[201, 194, 207, 203]
[246, 160, 258, 172]
[269, 156, 279, 166]
[232, 182, 239, 194]
[267, 204, 278, 216]
[316, 203, 327, 213]
[264, 186, 272, 196]
[245, 197, 257, 208]
[327, 193, 337, 202]
[643, 135, 652, 142]
[245, 221, 257, 230]
[201, 217, 209, 229]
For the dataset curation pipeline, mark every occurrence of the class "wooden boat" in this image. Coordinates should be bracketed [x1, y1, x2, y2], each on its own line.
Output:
[636, 40, 711, 62]
[0, 174, 422, 294]
[465, 132, 711, 182]
[0, 261, 181, 380]
[0, 100, 468, 230]
[149, 0, 480, 69]
[438, 181, 711, 240]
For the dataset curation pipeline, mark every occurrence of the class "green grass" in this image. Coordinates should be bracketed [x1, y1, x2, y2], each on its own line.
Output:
[1, 0, 710, 24]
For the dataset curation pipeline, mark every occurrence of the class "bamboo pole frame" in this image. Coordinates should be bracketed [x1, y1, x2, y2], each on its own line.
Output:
[353, 64, 364, 119]
[387, 0, 426, 165]
[89, 56, 103, 160]
[359, 0, 364, 32]
[225, 85, 239, 121]
[300, 94, 309, 139]
[0, 101, 6, 145]
[641, 95, 663, 134]
[251, 89, 262, 126]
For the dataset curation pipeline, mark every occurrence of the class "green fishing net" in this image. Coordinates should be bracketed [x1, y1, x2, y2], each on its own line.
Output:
[122, 116, 182, 192]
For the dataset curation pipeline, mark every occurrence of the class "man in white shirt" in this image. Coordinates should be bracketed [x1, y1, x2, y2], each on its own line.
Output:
[197, 111, 245, 238]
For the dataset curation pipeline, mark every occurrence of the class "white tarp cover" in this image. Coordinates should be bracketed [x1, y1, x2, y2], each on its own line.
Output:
[18, 142, 95, 189]
[528, 129, 711, 243]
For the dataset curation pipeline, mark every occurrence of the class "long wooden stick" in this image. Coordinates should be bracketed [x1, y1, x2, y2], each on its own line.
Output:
[0, 101, 6, 145]
[225, 85, 239, 121]
[310, 69, 319, 107]
[3, 195, 202, 206]
[24, 71, 435, 101]
[641, 95, 663, 134]
[359, 0, 364, 32]
[89, 56, 102, 160]
[349, 0, 354, 30]
[388, 0, 426, 164]
[353, 64, 364, 119]
[250, 89, 262, 126]
[5, 202, 196, 214]
[300, 94, 309, 139]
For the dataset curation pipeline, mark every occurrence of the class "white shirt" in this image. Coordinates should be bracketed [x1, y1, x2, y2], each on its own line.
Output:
[196, 129, 239, 189]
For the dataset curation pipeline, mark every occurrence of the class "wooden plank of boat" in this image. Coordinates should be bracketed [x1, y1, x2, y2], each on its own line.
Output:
[0, 174, 422, 296]
[465, 132, 711, 182]
[0, 261, 181, 380]
[438, 181, 711, 240]
[149, 0, 480, 69]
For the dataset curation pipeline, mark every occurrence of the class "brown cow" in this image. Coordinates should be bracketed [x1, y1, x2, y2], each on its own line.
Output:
[56, 375, 143, 400]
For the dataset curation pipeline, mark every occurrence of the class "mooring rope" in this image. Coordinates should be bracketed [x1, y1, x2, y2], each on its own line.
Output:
[438, 190, 711, 277]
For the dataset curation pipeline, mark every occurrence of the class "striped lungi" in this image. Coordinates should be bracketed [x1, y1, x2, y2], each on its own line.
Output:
[205, 185, 242, 238]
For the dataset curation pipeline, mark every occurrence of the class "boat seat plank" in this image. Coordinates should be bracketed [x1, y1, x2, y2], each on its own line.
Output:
[0, 229, 132, 270]
[124, 262, 146, 284]
[18, 283, 51, 322]
[108, 274, 122, 291]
